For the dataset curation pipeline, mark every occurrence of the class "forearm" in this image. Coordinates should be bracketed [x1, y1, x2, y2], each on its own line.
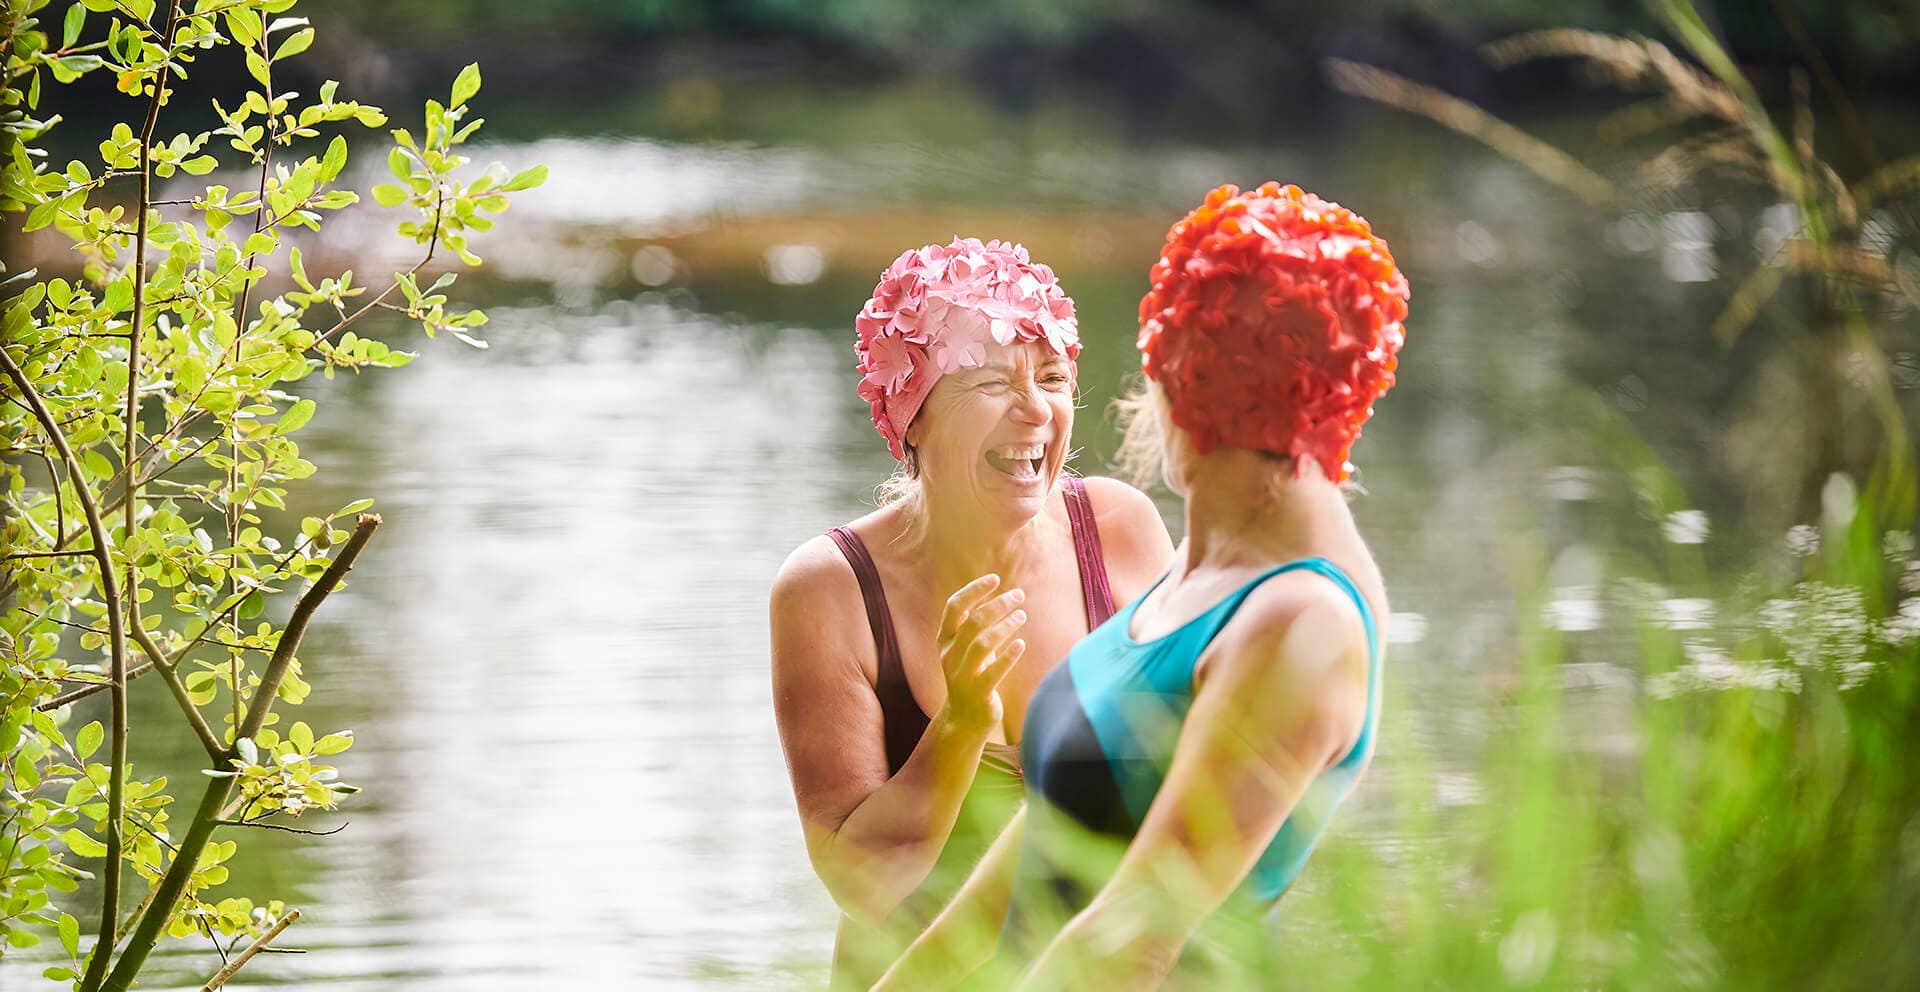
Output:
[873, 805, 1027, 991]
[1012, 888, 1191, 992]
[816, 711, 994, 922]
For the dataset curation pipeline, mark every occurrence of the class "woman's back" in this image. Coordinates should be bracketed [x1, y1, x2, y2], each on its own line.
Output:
[1002, 551, 1384, 973]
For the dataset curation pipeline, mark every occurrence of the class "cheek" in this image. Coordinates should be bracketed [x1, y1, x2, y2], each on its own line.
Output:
[1050, 393, 1075, 432]
[919, 398, 993, 466]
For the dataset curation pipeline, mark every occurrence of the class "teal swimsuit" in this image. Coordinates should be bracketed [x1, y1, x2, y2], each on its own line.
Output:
[1001, 557, 1381, 964]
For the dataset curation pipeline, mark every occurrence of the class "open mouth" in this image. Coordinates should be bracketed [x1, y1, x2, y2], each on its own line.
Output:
[984, 444, 1046, 483]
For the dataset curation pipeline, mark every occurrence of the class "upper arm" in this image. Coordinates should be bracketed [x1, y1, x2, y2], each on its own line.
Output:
[1079, 476, 1175, 601]
[1089, 579, 1371, 926]
[769, 537, 893, 848]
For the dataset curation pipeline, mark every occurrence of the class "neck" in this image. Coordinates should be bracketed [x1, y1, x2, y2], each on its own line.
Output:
[911, 483, 1060, 593]
[1176, 450, 1352, 576]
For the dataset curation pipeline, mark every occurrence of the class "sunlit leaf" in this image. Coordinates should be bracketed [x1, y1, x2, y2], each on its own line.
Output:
[450, 62, 481, 109]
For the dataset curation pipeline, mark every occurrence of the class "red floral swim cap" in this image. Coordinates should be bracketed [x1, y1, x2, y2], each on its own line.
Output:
[1137, 182, 1409, 482]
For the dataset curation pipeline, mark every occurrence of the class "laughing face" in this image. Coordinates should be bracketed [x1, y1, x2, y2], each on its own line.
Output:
[905, 339, 1076, 527]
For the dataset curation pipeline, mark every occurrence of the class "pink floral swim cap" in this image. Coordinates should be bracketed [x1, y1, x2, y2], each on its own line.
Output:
[855, 237, 1082, 461]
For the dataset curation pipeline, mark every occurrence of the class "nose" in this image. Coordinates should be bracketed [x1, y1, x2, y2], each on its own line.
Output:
[1009, 381, 1052, 427]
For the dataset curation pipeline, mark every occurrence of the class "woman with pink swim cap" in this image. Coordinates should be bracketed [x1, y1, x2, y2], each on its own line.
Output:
[876, 183, 1410, 990]
[770, 237, 1175, 987]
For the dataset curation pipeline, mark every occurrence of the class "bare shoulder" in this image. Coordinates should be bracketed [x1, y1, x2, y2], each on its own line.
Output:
[1077, 476, 1175, 575]
[771, 533, 856, 607]
[1199, 570, 1373, 757]
[1079, 474, 1161, 526]
[769, 533, 869, 678]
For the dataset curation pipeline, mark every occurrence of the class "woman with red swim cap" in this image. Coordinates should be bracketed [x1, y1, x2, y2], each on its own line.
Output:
[876, 183, 1409, 990]
[770, 238, 1175, 988]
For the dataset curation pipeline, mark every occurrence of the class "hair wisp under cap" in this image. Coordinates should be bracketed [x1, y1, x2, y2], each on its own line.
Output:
[1137, 182, 1409, 482]
[855, 237, 1081, 461]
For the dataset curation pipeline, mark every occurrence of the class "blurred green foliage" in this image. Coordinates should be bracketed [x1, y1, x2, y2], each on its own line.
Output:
[317, 0, 1920, 69]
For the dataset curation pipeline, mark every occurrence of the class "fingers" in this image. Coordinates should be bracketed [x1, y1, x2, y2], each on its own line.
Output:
[937, 573, 1003, 643]
[942, 588, 1026, 659]
[960, 607, 1027, 675]
[979, 638, 1027, 688]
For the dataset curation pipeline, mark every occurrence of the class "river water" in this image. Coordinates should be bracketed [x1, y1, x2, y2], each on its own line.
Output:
[10, 80, 1917, 989]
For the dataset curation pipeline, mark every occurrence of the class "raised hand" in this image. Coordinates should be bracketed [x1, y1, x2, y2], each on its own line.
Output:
[935, 573, 1028, 734]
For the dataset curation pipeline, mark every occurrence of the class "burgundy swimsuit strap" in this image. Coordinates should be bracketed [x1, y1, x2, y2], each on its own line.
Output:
[1061, 476, 1117, 629]
[826, 525, 926, 774]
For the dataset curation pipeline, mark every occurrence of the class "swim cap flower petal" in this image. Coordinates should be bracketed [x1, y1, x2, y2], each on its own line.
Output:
[1138, 182, 1409, 481]
[856, 237, 1082, 460]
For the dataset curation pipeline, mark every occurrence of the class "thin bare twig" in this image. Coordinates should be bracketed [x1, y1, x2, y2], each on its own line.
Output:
[199, 909, 300, 992]
[215, 818, 347, 837]
[38, 662, 155, 711]
[313, 191, 443, 348]
[113, 883, 161, 948]
[131, 625, 224, 758]
[38, 446, 65, 542]
[237, 514, 379, 742]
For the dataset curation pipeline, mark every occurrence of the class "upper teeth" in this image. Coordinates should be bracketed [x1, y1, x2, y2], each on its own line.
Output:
[995, 444, 1045, 460]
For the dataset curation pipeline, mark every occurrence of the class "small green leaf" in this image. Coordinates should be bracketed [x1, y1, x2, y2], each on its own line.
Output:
[63, 4, 86, 48]
[12, 752, 39, 791]
[76, 721, 103, 760]
[82, 447, 112, 481]
[320, 134, 348, 182]
[450, 62, 481, 109]
[226, 8, 260, 47]
[179, 155, 219, 175]
[102, 276, 133, 313]
[273, 28, 314, 61]
[289, 245, 313, 291]
[275, 398, 316, 434]
[62, 829, 107, 858]
[370, 184, 408, 207]
[315, 731, 354, 755]
[499, 164, 548, 192]
[57, 912, 78, 958]
[289, 721, 314, 753]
